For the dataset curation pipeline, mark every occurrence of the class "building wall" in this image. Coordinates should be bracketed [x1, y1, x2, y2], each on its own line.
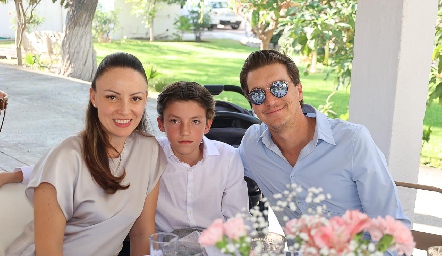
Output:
[0, 0, 179, 40]
[0, 0, 66, 39]
[113, 0, 180, 40]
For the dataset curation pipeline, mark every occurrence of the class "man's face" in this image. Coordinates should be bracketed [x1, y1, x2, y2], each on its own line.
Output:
[246, 63, 303, 132]
[157, 100, 212, 165]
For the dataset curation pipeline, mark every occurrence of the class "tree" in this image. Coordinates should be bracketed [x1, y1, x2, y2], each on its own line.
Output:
[428, 0, 442, 106]
[57, 0, 98, 81]
[279, 0, 356, 87]
[0, 0, 43, 66]
[126, 0, 185, 42]
[233, 0, 298, 50]
[92, 3, 119, 43]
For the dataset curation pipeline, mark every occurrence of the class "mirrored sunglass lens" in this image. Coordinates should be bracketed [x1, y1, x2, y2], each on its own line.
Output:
[270, 81, 288, 98]
[249, 89, 266, 105]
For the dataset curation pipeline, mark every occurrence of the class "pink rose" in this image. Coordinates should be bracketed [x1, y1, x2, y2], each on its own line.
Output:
[223, 216, 247, 240]
[198, 218, 224, 247]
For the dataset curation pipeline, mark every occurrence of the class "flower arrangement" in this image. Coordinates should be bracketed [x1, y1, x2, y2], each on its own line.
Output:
[284, 209, 415, 256]
[198, 217, 253, 256]
[198, 184, 415, 256]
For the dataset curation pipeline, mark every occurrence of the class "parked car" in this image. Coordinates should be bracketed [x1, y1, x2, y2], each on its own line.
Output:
[206, 0, 242, 29]
[181, 0, 242, 30]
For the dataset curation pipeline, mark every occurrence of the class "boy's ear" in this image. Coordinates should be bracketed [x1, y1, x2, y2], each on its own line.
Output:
[157, 117, 165, 132]
[204, 119, 213, 134]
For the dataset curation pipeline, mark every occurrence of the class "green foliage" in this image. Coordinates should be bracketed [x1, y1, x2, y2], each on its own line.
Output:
[233, 0, 292, 49]
[126, 0, 186, 29]
[317, 101, 337, 118]
[10, 11, 45, 32]
[24, 53, 48, 70]
[187, 10, 211, 42]
[173, 15, 193, 41]
[145, 64, 162, 81]
[92, 4, 119, 42]
[151, 77, 175, 92]
[422, 125, 433, 147]
[279, 0, 356, 89]
[428, 1, 442, 106]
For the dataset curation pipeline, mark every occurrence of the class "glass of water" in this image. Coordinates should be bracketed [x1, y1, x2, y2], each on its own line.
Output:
[150, 232, 179, 256]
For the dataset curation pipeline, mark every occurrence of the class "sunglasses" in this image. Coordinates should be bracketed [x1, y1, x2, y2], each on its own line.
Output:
[247, 80, 289, 105]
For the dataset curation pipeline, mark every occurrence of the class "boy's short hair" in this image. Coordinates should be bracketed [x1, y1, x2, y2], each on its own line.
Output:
[157, 81, 215, 121]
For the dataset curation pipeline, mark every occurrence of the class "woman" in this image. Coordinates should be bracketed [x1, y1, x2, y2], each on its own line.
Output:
[7, 52, 166, 255]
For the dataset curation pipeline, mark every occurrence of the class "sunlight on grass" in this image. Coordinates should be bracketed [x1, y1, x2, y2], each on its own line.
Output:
[94, 39, 441, 169]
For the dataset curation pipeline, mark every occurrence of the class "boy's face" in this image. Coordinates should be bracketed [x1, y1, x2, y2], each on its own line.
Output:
[157, 100, 212, 165]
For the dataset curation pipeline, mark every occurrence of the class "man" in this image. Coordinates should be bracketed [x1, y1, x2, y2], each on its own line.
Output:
[237, 50, 410, 230]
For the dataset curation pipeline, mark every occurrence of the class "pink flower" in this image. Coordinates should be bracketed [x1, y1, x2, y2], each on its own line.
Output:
[342, 210, 371, 237]
[223, 216, 247, 240]
[366, 216, 386, 241]
[313, 217, 352, 254]
[198, 218, 224, 246]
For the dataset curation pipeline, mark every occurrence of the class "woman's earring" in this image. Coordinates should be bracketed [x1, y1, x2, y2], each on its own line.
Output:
[93, 103, 96, 108]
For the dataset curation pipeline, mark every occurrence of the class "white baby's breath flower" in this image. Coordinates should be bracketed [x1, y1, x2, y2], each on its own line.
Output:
[299, 232, 309, 240]
[273, 193, 283, 199]
[319, 247, 329, 255]
[276, 200, 288, 207]
[368, 242, 376, 252]
[225, 243, 236, 253]
[289, 202, 297, 211]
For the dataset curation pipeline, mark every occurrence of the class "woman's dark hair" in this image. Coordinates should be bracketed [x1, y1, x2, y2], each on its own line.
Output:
[82, 52, 148, 194]
[156, 81, 215, 122]
[239, 50, 303, 105]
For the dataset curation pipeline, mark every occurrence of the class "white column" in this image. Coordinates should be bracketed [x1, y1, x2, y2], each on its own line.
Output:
[349, 0, 437, 223]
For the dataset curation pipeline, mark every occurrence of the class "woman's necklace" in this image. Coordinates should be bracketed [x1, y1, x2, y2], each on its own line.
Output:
[109, 140, 126, 176]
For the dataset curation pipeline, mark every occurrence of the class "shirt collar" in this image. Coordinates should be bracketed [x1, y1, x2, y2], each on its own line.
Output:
[258, 104, 336, 146]
[305, 105, 336, 146]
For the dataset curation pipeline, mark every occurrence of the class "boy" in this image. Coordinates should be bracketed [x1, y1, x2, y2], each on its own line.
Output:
[0, 81, 249, 233]
[155, 81, 249, 232]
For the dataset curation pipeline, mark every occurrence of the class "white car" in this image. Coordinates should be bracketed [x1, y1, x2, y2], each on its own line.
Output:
[206, 0, 242, 29]
[181, 0, 242, 30]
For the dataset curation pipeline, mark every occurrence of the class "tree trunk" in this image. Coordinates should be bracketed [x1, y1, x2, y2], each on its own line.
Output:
[259, 28, 275, 50]
[149, 0, 155, 42]
[150, 17, 154, 42]
[14, 0, 23, 66]
[58, 0, 98, 82]
[308, 50, 318, 73]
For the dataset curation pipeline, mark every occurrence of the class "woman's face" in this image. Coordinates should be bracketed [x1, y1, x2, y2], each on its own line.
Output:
[90, 67, 148, 146]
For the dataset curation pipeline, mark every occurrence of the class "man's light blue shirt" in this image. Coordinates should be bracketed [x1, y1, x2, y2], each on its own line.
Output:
[238, 104, 411, 229]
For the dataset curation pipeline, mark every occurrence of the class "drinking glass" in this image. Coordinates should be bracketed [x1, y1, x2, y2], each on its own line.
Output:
[428, 246, 442, 256]
[250, 231, 286, 254]
[150, 232, 179, 256]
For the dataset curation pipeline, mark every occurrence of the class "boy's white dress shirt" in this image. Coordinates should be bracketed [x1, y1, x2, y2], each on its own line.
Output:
[155, 136, 249, 232]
